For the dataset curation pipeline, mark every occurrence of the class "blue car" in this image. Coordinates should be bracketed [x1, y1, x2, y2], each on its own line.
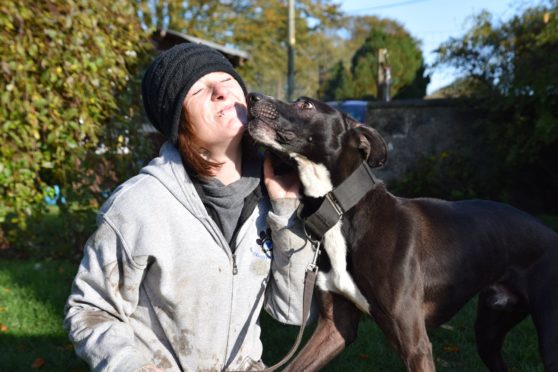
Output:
[326, 100, 368, 123]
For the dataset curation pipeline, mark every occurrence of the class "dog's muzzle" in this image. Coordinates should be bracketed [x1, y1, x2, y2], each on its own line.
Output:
[247, 93, 278, 121]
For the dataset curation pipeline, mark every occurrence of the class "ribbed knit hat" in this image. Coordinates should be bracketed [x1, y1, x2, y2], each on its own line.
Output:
[142, 43, 248, 143]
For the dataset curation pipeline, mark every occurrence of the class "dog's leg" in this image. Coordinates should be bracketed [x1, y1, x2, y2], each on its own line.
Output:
[286, 290, 361, 372]
[370, 286, 435, 372]
[474, 288, 528, 372]
[391, 311, 435, 372]
[526, 255, 558, 371]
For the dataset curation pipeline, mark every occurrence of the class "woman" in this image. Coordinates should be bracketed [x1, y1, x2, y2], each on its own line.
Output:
[64, 43, 313, 371]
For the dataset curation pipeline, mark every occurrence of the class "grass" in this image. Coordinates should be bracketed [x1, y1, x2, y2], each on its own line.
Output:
[3, 206, 557, 370]
[261, 301, 544, 371]
[0, 260, 88, 371]
[0, 260, 546, 371]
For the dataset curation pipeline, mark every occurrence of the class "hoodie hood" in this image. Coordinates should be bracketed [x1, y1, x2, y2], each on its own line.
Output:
[140, 142, 208, 219]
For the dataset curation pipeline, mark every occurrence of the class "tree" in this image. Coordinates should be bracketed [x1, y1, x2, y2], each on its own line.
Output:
[434, 2, 558, 211]
[435, 4, 558, 168]
[137, 0, 344, 99]
[0, 1, 152, 252]
[318, 16, 427, 100]
[232, 0, 344, 99]
[319, 61, 354, 100]
[394, 64, 430, 99]
[350, 18, 425, 99]
[137, 0, 240, 44]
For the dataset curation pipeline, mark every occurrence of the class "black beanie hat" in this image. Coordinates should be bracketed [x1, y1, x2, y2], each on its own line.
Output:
[141, 43, 248, 143]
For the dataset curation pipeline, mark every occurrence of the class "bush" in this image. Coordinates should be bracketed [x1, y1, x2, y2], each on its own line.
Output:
[434, 4, 558, 212]
[0, 1, 154, 256]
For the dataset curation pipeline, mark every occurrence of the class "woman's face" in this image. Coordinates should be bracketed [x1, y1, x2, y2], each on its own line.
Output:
[183, 71, 247, 149]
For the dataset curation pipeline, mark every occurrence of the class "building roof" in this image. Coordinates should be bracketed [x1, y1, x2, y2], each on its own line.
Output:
[151, 29, 250, 67]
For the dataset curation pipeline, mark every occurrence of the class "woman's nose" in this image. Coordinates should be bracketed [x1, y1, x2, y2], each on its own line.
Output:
[212, 83, 230, 99]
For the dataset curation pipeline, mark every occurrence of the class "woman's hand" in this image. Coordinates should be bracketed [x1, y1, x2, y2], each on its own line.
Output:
[263, 152, 300, 200]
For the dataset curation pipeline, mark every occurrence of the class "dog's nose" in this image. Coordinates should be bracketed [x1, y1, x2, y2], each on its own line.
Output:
[247, 92, 264, 105]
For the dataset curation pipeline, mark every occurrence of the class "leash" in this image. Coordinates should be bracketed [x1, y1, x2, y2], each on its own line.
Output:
[230, 162, 375, 371]
[229, 238, 322, 372]
[259, 238, 321, 372]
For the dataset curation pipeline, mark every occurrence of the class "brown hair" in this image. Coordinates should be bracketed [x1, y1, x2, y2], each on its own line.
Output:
[176, 109, 223, 178]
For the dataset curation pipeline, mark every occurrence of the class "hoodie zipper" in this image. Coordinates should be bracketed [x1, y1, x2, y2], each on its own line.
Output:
[232, 253, 238, 275]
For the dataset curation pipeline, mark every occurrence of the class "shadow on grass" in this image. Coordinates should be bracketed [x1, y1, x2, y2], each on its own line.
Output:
[0, 259, 79, 326]
[261, 298, 544, 371]
[0, 260, 86, 371]
[0, 334, 88, 371]
[0, 259, 546, 371]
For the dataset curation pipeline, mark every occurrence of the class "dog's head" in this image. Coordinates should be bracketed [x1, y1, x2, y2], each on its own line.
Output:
[247, 93, 386, 195]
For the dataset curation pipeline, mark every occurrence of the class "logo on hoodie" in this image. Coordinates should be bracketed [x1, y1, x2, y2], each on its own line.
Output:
[252, 229, 273, 259]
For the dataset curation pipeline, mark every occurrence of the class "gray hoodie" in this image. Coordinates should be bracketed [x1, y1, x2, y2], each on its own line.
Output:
[64, 143, 313, 371]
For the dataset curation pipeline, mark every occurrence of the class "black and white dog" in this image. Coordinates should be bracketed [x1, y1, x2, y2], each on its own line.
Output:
[247, 93, 558, 372]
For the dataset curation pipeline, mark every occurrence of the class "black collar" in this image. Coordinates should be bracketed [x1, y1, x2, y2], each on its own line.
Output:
[298, 161, 377, 240]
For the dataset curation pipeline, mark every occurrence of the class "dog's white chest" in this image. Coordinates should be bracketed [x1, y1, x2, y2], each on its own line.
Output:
[292, 155, 370, 314]
[318, 223, 371, 314]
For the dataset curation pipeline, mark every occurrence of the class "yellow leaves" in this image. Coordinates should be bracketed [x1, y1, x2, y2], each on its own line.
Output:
[26, 112, 39, 127]
[31, 357, 46, 369]
[442, 345, 460, 353]
[56, 343, 74, 352]
[0, 323, 8, 332]
[1, 0, 152, 230]
[544, 12, 551, 24]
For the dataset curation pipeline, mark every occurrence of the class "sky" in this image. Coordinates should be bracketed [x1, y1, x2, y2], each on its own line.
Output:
[339, 0, 539, 94]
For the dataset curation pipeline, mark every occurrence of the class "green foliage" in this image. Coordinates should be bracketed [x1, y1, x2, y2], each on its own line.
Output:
[234, 0, 345, 99]
[392, 151, 483, 201]
[434, 2, 558, 211]
[319, 61, 354, 101]
[435, 3, 558, 169]
[137, 3, 429, 101]
[138, 0, 345, 99]
[0, 1, 154, 253]
[351, 19, 424, 99]
[320, 16, 428, 100]
[394, 63, 431, 99]
[428, 76, 490, 99]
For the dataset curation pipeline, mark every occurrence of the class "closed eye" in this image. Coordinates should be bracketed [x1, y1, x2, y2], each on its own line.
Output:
[191, 88, 203, 96]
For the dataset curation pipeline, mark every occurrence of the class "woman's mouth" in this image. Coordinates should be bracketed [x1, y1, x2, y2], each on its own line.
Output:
[217, 104, 235, 117]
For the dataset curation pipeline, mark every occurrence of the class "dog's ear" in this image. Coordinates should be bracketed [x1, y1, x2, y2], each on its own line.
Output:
[342, 114, 387, 167]
[354, 125, 387, 168]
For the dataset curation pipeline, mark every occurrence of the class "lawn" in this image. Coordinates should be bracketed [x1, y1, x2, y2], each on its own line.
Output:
[261, 300, 543, 371]
[0, 260, 546, 371]
[0, 260, 88, 371]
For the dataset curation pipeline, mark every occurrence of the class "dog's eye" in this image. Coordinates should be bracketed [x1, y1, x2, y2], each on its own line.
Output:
[300, 101, 314, 110]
